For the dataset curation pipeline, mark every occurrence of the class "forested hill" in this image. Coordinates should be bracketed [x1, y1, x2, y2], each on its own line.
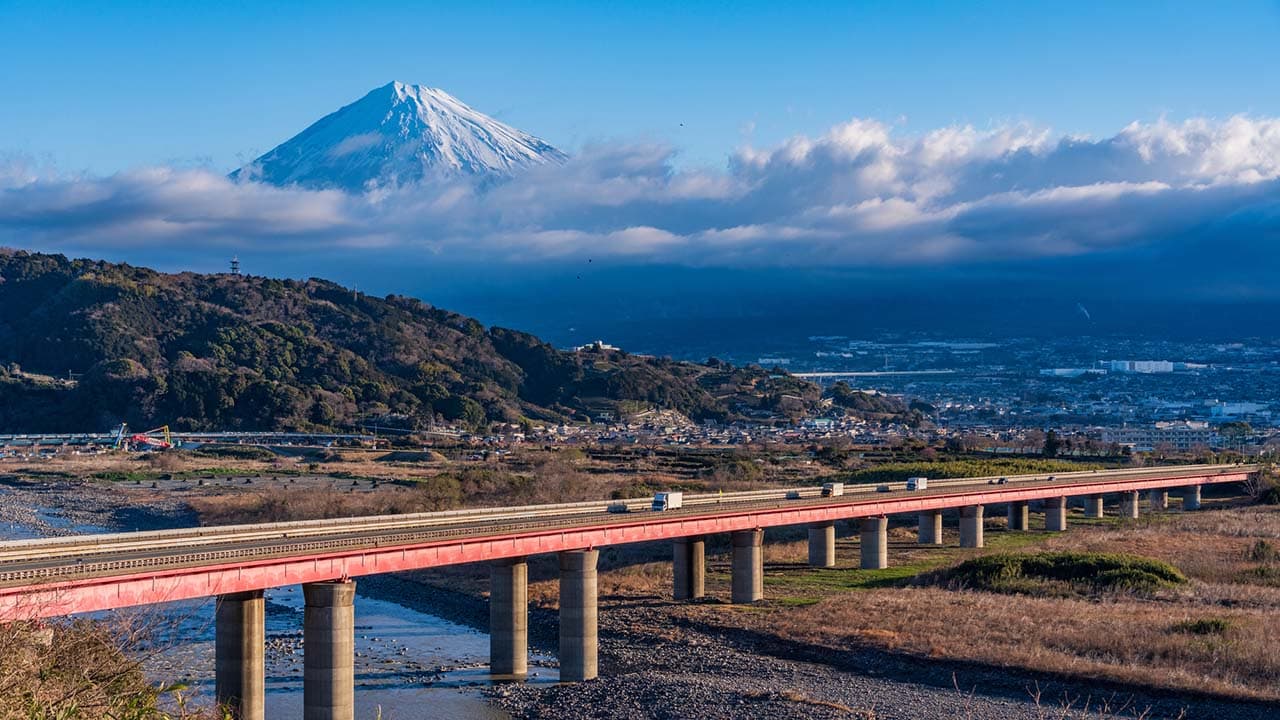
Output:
[0, 249, 835, 433]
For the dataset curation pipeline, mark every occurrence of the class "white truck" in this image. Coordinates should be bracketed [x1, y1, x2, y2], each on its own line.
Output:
[906, 476, 928, 491]
[821, 482, 844, 497]
[652, 491, 684, 511]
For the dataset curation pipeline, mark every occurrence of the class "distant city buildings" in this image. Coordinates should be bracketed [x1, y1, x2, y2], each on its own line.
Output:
[1101, 421, 1216, 451]
[1209, 401, 1268, 418]
[1039, 360, 1209, 377]
[1098, 360, 1207, 373]
[1039, 368, 1106, 378]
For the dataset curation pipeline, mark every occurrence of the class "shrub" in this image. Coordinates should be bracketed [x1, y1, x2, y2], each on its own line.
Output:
[611, 480, 664, 499]
[1092, 567, 1178, 592]
[1170, 618, 1232, 635]
[1247, 539, 1280, 563]
[1243, 565, 1280, 586]
[415, 475, 462, 511]
[706, 458, 763, 484]
[0, 618, 207, 719]
[1259, 485, 1280, 505]
[1244, 469, 1280, 504]
[931, 552, 1186, 596]
[841, 459, 1107, 485]
[92, 470, 152, 483]
[194, 444, 277, 461]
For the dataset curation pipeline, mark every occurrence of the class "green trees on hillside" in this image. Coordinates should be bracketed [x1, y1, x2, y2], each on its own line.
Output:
[0, 250, 846, 432]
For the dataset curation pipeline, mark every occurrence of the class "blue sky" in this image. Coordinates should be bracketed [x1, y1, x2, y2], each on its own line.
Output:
[2, 0, 1278, 174]
[3, 0, 1280, 339]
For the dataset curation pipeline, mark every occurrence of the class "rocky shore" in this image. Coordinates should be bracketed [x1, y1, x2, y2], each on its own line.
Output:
[0, 474, 197, 536]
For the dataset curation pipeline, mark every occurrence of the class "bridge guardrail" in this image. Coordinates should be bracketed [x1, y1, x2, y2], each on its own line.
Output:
[0, 464, 1253, 564]
[0, 465, 1256, 587]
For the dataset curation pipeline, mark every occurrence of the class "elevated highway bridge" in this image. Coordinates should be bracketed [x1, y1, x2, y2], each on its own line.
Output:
[0, 463, 1258, 720]
[0, 430, 376, 450]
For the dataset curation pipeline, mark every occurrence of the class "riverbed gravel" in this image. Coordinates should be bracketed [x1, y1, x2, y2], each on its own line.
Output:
[482, 595, 1279, 720]
[0, 474, 197, 535]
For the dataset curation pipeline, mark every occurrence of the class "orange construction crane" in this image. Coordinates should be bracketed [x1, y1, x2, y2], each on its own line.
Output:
[129, 425, 172, 450]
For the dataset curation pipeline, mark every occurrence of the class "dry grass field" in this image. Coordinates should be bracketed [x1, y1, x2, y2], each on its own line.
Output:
[677, 502, 1280, 703]
[502, 499, 1280, 704]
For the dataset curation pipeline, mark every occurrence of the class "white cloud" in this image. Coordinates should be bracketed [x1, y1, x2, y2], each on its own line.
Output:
[328, 132, 382, 158]
[2, 115, 1280, 267]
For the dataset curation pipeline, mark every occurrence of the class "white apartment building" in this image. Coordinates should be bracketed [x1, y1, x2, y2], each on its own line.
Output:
[1101, 420, 1216, 451]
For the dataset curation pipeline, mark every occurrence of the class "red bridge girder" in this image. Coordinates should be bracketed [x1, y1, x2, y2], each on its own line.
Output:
[0, 470, 1252, 620]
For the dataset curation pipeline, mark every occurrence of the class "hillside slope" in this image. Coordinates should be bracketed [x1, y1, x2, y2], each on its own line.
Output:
[0, 250, 828, 433]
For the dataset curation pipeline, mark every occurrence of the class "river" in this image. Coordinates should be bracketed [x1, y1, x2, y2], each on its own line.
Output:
[0, 485, 558, 718]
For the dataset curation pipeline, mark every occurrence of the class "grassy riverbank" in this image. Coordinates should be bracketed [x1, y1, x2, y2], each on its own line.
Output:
[689, 498, 1280, 703]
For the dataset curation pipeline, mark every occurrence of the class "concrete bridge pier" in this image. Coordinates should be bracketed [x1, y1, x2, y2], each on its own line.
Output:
[1183, 485, 1202, 511]
[673, 537, 706, 600]
[490, 558, 528, 677]
[215, 590, 264, 720]
[918, 510, 943, 545]
[731, 529, 764, 604]
[959, 505, 984, 548]
[559, 550, 599, 682]
[1045, 496, 1068, 532]
[808, 522, 836, 568]
[303, 580, 356, 720]
[1120, 491, 1140, 518]
[1148, 489, 1169, 511]
[1083, 494, 1104, 518]
[1007, 502, 1029, 531]
[860, 517, 888, 570]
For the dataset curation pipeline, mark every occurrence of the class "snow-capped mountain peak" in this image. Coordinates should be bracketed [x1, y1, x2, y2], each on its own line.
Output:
[233, 82, 567, 192]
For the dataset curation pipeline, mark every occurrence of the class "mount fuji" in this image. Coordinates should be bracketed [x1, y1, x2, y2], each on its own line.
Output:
[232, 81, 567, 192]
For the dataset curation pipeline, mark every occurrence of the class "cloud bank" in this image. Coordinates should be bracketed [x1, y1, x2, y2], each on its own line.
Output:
[2, 116, 1280, 268]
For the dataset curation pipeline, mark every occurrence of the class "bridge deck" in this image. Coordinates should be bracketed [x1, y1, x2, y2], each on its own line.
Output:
[0, 464, 1254, 619]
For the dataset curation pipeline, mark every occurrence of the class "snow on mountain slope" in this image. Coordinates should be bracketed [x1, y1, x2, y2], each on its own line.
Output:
[233, 82, 567, 192]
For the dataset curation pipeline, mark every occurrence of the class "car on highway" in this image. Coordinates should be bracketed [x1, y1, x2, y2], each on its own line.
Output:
[876, 484, 892, 493]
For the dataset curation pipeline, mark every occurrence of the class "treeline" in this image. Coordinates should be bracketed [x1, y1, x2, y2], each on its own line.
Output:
[0, 250, 837, 433]
[840, 458, 1108, 484]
